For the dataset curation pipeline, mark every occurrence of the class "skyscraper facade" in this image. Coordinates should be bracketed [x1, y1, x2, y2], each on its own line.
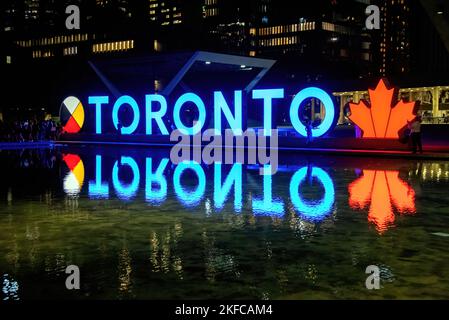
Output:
[373, 0, 449, 83]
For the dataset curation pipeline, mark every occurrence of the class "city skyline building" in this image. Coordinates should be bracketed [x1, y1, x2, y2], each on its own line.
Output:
[2, 0, 449, 117]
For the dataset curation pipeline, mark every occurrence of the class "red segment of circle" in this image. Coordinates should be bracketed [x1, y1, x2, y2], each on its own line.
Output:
[63, 116, 81, 133]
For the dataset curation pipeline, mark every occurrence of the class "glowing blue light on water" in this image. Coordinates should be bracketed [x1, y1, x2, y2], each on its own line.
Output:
[253, 165, 285, 216]
[173, 161, 206, 207]
[145, 158, 169, 204]
[214, 163, 243, 212]
[88, 155, 109, 198]
[112, 156, 140, 200]
[289, 166, 335, 221]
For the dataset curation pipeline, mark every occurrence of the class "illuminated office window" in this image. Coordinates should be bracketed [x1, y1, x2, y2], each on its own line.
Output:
[92, 40, 134, 53]
[154, 79, 162, 92]
[154, 39, 161, 51]
[63, 46, 78, 56]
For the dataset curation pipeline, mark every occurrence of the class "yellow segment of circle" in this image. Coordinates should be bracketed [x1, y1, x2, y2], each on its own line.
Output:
[72, 160, 85, 188]
[72, 102, 85, 128]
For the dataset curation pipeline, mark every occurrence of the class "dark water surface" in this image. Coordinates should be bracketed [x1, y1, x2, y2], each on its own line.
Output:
[1, 146, 449, 300]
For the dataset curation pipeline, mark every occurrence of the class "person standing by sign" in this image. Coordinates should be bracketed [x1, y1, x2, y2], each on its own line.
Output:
[306, 119, 313, 145]
[408, 115, 423, 154]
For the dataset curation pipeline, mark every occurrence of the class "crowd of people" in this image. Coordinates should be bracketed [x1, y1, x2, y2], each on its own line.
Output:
[0, 118, 62, 142]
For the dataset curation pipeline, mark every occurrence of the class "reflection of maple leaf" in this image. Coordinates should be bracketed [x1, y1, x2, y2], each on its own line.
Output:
[349, 79, 418, 138]
[348, 170, 416, 234]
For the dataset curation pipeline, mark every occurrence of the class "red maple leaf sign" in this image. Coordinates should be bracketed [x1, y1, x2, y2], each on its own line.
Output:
[349, 79, 418, 138]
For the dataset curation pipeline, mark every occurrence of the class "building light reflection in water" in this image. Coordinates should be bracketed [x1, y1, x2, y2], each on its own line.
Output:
[118, 246, 133, 295]
[148, 223, 184, 279]
[409, 162, 449, 182]
[2, 274, 19, 301]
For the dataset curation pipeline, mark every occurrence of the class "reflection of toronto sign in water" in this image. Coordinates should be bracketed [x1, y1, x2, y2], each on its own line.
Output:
[63, 154, 335, 221]
[63, 153, 417, 231]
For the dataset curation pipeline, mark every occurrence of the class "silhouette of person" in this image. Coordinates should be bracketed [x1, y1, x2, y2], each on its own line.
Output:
[408, 115, 423, 154]
[306, 119, 313, 145]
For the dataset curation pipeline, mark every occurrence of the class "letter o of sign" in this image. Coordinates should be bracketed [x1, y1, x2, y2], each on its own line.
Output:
[289, 87, 336, 138]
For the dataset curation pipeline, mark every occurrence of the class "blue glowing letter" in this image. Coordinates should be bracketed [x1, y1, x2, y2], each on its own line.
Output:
[88, 155, 109, 198]
[252, 89, 284, 136]
[173, 93, 206, 135]
[289, 166, 335, 221]
[214, 163, 242, 212]
[145, 94, 169, 135]
[173, 161, 206, 207]
[214, 91, 243, 135]
[112, 95, 140, 135]
[112, 156, 140, 200]
[145, 158, 169, 204]
[252, 165, 284, 216]
[88, 96, 109, 134]
[290, 87, 336, 138]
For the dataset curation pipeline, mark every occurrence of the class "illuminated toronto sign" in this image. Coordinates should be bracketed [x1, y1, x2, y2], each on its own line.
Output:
[61, 79, 422, 141]
[61, 87, 339, 138]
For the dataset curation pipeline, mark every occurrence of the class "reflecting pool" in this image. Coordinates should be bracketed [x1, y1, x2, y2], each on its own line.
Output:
[1, 146, 449, 300]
